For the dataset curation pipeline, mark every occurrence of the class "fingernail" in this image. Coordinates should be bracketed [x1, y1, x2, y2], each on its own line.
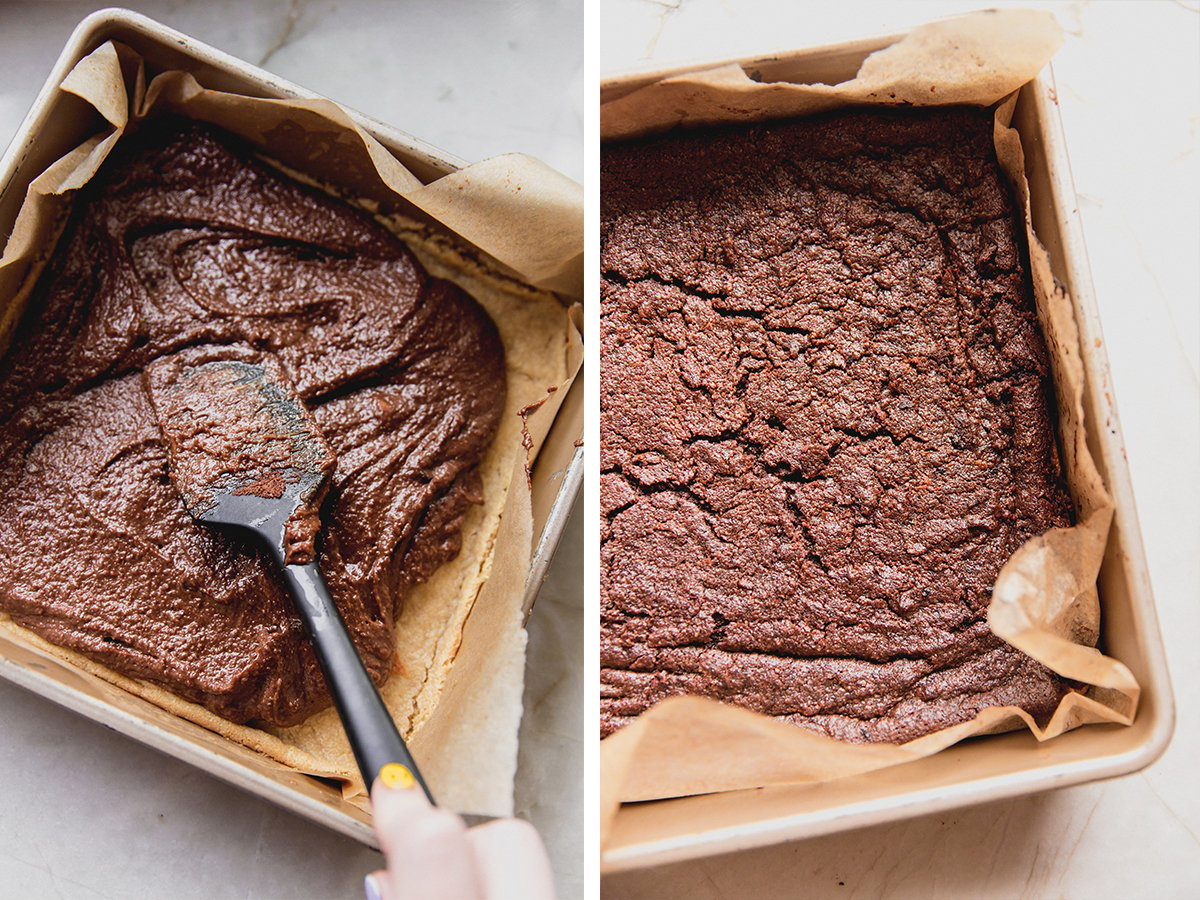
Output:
[363, 873, 382, 900]
[378, 763, 416, 790]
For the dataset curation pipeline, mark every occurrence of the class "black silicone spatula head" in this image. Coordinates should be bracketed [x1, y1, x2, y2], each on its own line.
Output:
[144, 348, 434, 801]
[144, 350, 336, 566]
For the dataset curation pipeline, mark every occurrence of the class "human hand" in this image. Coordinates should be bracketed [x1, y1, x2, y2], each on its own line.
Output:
[364, 768, 556, 900]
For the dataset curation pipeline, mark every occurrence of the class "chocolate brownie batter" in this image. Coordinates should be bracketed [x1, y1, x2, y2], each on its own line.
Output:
[600, 107, 1074, 742]
[0, 119, 505, 727]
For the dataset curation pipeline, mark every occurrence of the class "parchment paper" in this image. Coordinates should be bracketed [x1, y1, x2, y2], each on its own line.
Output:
[600, 9, 1137, 843]
[0, 39, 583, 817]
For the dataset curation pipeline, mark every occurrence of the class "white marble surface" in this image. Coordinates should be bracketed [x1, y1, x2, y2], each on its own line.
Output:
[0, 2, 582, 899]
[601, 1, 1199, 898]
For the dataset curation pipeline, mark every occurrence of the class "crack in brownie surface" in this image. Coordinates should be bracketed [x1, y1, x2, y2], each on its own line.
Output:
[600, 107, 1074, 742]
[0, 119, 505, 727]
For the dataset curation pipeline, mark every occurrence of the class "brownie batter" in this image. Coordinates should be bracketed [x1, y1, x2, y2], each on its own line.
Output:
[600, 107, 1074, 742]
[0, 118, 506, 727]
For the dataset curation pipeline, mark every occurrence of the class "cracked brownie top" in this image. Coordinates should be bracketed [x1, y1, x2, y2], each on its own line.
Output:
[600, 106, 1074, 742]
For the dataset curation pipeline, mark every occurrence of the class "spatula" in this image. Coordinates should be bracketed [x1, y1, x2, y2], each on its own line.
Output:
[144, 350, 433, 801]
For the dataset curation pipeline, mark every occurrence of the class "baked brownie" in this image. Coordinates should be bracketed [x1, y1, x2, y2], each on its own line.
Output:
[600, 107, 1074, 742]
[0, 119, 505, 727]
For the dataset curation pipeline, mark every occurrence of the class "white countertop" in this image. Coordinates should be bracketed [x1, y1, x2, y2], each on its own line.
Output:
[0, 2, 582, 899]
[601, 0, 1199, 897]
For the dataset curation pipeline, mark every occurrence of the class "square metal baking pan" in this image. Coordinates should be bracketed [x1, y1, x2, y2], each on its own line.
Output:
[600, 36, 1174, 872]
[0, 7, 582, 847]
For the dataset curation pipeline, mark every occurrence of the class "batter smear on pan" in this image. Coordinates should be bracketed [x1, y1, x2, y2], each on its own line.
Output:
[600, 107, 1075, 742]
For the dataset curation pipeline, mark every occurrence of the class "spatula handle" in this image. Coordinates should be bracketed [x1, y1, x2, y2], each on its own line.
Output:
[280, 561, 434, 803]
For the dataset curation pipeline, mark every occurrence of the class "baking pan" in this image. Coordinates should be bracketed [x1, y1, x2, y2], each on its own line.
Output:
[0, 8, 583, 847]
[600, 35, 1174, 871]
